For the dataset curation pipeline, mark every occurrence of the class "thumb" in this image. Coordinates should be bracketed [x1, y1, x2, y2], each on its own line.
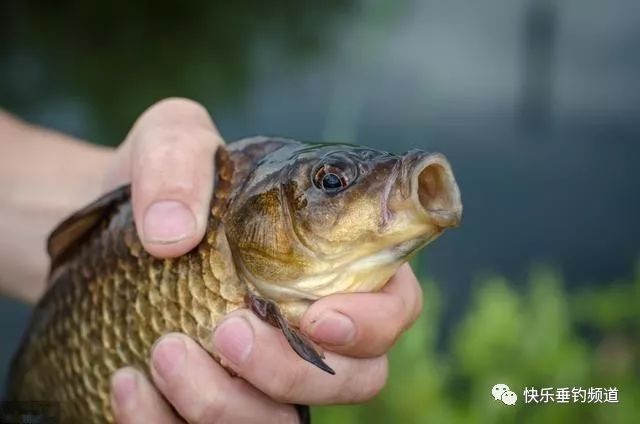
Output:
[120, 98, 224, 258]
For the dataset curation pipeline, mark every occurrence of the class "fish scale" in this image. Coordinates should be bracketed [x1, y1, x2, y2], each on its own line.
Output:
[9, 177, 242, 423]
[7, 137, 462, 423]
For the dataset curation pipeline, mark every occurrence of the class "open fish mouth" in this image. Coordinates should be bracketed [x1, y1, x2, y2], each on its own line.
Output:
[408, 151, 463, 229]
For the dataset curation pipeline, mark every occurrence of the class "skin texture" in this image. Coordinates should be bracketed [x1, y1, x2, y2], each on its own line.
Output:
[0, 110, 111, 302]
[0, 99, 426, 423]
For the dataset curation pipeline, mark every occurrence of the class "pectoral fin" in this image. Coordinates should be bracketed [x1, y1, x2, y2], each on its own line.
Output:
[246, 293, 335, 375]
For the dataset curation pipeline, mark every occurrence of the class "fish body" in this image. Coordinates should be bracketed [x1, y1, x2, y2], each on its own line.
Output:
[8, 137, 462, 422]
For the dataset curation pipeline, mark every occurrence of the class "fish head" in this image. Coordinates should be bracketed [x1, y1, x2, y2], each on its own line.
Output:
[225, 142, 462, 302]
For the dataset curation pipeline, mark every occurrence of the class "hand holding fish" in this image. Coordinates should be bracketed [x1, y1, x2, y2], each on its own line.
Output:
[4, 98, 461, 423]
[105, 98, 425, 423]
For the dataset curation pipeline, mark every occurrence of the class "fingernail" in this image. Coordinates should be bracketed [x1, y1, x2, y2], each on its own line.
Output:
[143, 200, 196, 244]
[308, 310, 355, 346]
[212, 316, 254, 366]
[152, 335, 186, 380]
[111, 368, 138, 411]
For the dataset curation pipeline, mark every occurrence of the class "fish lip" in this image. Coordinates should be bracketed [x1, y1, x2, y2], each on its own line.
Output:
[407, 151, 463, 228]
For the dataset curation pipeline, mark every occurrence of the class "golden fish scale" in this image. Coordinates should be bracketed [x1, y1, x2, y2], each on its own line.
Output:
[9, 140, 300, 422]
[11, 201, 245, 423]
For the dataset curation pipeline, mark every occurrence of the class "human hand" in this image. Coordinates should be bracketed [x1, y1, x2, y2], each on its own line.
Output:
[103, 97, 223, 258]
[107, 98, 423, 423]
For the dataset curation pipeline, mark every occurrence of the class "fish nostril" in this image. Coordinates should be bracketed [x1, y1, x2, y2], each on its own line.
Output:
[416, 157, 462, 228]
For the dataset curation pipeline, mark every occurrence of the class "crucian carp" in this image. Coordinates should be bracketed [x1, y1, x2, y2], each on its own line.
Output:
[7, 137, 462, 422]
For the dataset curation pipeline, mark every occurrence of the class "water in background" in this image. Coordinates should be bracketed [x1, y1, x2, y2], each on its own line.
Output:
[1, 0, 639, 397]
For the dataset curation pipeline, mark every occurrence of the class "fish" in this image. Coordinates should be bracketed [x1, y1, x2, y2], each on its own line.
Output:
[6, 137, 462, 422]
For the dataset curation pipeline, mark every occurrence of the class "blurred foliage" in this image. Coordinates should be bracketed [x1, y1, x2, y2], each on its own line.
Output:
[314, 265, 640, 423]
[1, 0, 354, 144]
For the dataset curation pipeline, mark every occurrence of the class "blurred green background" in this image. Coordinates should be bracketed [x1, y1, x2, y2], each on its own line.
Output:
[1, 0, 639, 422]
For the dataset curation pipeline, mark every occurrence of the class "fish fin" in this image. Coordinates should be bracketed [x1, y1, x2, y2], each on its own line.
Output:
[246, 293, 335, 375]
[47, 184, 131, 275]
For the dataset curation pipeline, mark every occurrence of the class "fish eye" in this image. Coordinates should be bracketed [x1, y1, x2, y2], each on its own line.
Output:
[322, 173, 343, 190]
[313, 165, 349, 194]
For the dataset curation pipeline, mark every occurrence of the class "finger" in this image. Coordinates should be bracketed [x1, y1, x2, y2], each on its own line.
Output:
[120, 98, 224, 258]
[212, 311, 389, 405]
[110, 367, 182, 424]
[150, 333, 300, 424]
[300, 263, 423, 357]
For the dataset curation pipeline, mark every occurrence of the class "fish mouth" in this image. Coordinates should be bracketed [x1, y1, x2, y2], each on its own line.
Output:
[408, 151, 462, 228]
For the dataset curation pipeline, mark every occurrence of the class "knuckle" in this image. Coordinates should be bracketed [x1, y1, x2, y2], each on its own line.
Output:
[148, 97, 209, 119]
[384, 292, 405, 317]
[190, 397, 226, 424]
[354, 297, 408, 357]
[131, 99, 218, 151]
[181, 365, 229, 423]
[401, 267, 423, 326]
[140, 125, 211, 153]
[384, 295, 408, 334]
[267, 364, 306, 403]
[350, 357, 389, 402]
[410, 285, 424, 325]
[386, 283, 422, 333]
[132, 132, 210, 197]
